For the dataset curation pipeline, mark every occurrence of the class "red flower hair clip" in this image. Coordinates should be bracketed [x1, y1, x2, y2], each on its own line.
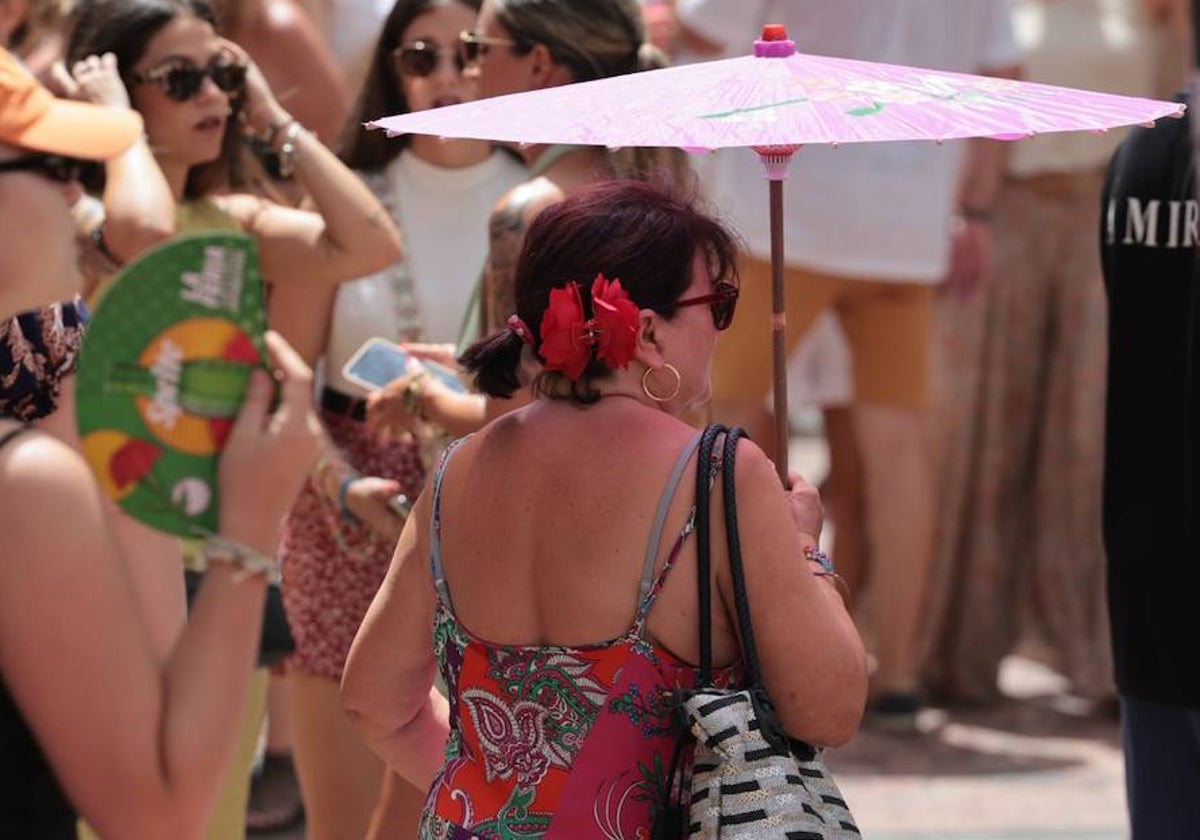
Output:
[538, 273, 640, 381]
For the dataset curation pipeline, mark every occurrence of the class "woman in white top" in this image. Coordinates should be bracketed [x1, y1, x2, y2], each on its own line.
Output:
[273, 1, 523, 836]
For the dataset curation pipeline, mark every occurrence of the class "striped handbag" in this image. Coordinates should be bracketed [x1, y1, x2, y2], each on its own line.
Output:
[654, 424, 860, 839]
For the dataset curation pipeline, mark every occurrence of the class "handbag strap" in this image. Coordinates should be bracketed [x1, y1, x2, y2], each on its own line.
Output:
[693, 423, 723, 686]
[693, 423, 766, 689]
[720, 426, 766, 689]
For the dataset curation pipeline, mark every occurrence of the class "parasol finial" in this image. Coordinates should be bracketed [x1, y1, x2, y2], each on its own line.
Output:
[755, 24, 796, 58]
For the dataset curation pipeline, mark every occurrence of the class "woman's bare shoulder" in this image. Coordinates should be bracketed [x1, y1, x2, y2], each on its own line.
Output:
[0, 426, 110, 561]
[0, 426, 102, 506]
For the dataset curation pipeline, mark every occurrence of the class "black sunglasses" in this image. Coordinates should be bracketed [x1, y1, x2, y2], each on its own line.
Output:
[672, 281, 740, 331]
[458, 30, 518, 64]
[392, 40, 465, 77]
[0, 154, 90, 185]
[130, 57, 247, 102]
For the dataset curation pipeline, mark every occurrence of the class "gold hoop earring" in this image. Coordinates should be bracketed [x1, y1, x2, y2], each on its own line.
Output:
[642, 363, 682, 402]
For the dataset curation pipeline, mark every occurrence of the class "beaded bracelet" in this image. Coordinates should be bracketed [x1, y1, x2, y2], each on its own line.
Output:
[275, 120, 305, 180]
[804, 545, 849, 599]
[199, 534, 280, 585]
[338, 472, 361, 524]
[402, 372, 429, 422]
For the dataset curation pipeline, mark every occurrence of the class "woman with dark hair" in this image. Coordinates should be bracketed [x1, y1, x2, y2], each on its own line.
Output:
[268, 0, 522, 836]
[66, 0, 400, 316]
[342, 179, 867, 838]
[64, 0, 401, 834]
[363, 0, 692, 439]
[0, 52, 323, 837]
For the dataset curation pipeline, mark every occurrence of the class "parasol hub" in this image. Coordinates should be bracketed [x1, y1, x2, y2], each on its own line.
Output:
[751, 144, 802, 181]
[755, 24, 796, 58]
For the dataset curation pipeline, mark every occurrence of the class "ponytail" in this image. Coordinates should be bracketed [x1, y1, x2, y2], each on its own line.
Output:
[459, 328, 526, 399]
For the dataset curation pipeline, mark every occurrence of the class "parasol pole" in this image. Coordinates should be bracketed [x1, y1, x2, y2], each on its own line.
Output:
[752, 25, 802, 483]
[752, 147, 800, 482]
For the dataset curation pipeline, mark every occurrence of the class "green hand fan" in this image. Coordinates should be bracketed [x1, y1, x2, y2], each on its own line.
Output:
[75, 232, 268, 538]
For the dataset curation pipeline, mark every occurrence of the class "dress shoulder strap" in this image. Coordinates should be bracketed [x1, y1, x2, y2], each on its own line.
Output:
[633, 430, 704, 622]
[429, 435, 471, 608]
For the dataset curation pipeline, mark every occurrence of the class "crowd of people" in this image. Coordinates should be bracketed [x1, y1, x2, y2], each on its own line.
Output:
[0, 0, 1196, 838]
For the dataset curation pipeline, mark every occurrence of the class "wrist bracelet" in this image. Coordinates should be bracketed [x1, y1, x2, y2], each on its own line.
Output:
[199, 534, 280, 585]
[275, 120, 304, 180]
[803, 544, 835, 575]
[402, 372, 429, 422]
[338, 473, 361, 524]
[804, 544, 849, 600]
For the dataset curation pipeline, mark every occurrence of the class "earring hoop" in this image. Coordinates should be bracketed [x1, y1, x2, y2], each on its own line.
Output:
[641, 363, 682, 403]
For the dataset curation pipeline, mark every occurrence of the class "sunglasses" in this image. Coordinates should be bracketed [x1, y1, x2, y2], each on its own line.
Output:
[458, 30, 518, 63]
[130, 56, 247, 102]
[672, 281, 740, 331]
[392, 40, 465, 77]
[0, 154, 90, 185]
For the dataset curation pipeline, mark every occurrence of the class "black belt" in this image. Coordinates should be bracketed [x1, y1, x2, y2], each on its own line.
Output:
[320, 386, 367, 422]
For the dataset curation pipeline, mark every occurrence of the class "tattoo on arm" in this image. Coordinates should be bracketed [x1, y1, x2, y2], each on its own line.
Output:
[484, 194, 532, 331]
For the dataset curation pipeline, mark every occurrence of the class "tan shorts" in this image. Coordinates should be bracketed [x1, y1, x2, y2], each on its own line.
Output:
[711, 256, 933, 411]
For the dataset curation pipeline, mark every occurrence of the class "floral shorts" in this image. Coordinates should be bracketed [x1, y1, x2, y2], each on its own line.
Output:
[278, 409, 425, 680]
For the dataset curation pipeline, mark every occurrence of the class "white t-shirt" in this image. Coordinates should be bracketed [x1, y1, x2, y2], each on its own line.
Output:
[677, 0, 1019, 283]
[324, 149, 526, 395]
[1007, 0, 1160, 176]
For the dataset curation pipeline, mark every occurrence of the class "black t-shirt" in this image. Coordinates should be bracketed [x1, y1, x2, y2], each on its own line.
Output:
[1100, 97, 1200, 709]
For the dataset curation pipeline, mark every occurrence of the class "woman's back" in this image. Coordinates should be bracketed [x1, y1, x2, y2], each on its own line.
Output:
[423, 402, 740, 837]
[433, 399, 741, 664]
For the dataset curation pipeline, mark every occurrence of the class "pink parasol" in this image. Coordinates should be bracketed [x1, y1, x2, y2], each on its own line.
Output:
[371, 25, 1184, 476]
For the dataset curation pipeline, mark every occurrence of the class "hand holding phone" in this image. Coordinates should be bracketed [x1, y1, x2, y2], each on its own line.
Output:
[343, 337, 466, 394]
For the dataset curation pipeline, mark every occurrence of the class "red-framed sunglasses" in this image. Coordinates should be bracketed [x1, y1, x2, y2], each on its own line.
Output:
[672, 281, 739, 330]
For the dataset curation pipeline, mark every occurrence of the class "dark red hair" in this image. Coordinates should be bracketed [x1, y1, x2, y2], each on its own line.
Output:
[460, 179, 740, 403]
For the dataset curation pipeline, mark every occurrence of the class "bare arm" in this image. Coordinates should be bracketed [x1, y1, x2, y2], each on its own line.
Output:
[0, 449, 266, 839]
[482, 180, 561, 333]
[216, 42, 402, 288]
[464, 181, 562, 423]
[53, 53, 175, 260]
[0, 333, 322, 838]
[716, 439, 867, 746]
[943, 62, 1020, 299]
[342, 482, 450, 790]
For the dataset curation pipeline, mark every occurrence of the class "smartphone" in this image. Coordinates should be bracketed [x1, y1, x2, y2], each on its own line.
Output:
[342, 337, 465, 393]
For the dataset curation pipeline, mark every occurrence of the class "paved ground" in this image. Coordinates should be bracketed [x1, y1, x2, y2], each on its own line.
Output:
[830, 655, 1124, 840]
[258, 432, 1129, 840]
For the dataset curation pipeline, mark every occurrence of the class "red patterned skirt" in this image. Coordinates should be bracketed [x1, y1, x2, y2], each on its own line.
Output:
[279, 409, 424, 679]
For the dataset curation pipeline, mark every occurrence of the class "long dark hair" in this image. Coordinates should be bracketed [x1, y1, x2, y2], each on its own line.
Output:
[460, 179, 740, 403]
[337, 0, 482, 171]
[67, 0, 249, 199]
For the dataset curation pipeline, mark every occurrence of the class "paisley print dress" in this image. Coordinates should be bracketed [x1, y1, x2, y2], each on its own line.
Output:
[422, 432, 738, 840]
